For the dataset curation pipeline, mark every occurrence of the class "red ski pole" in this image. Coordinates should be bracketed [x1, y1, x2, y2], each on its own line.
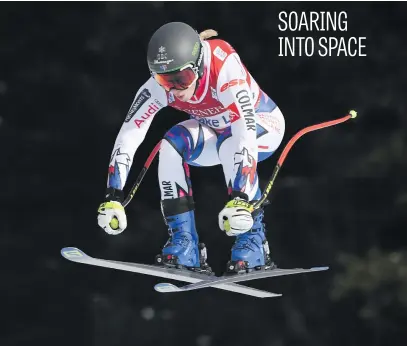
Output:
[251, 110, 358, 210]
[121, 110, 357, 210]
[122, 140, 162, 207]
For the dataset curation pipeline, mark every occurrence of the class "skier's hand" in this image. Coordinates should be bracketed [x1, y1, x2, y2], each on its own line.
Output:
[218, 198, 254, 236]
[97, 201, 127, 235]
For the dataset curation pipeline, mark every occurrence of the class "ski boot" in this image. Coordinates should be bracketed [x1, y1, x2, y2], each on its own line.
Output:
[226, 203, 276, 274]
[155, 205, 213, 276]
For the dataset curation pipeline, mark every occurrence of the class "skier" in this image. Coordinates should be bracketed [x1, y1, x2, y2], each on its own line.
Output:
[97, 22, 285, 274]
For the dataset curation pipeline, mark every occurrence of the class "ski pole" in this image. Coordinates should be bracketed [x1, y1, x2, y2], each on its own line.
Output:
[121, 111, 356, 210]
[251, 110, 358, 210]
[122, 140, 162, 207]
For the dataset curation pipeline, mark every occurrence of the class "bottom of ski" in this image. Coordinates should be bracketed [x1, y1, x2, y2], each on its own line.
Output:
[61, 247, 280, 298]
[61, 247, 328, 298]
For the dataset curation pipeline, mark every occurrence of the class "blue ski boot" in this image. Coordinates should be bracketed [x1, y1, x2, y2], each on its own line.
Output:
[226, 202, 276, 274]
[155, 198, 212, 275]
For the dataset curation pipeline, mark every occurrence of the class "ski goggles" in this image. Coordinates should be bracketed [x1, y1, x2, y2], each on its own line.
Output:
[152, 65, 198, 91]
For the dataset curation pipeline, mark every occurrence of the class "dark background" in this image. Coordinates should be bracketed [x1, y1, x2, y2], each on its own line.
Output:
[1, 2, 407, 346]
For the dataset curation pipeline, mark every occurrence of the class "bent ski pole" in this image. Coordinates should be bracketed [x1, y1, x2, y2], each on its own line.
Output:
[122, 140, 162, 208]
[251, 110, 358, 210]
[120, 110, 357, 210]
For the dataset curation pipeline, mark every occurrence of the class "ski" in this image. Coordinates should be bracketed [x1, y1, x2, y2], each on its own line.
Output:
[61, 247, 281, 298]
[154, 266, 329, 293]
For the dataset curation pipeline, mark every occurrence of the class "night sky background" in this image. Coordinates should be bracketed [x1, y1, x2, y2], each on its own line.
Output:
[1, 2, 407, 346]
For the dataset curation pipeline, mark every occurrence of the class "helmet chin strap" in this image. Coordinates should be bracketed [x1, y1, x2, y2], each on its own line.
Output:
[193, 79, 200, 95]
[193, 48, 205, 96]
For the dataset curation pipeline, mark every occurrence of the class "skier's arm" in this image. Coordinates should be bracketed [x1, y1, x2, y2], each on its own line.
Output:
[107, 77, 167, 193]
[217, 54, 258, 200]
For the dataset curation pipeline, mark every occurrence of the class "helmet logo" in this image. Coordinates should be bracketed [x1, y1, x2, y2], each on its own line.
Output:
[154, 46, 174, 65]
[192, 42, 199, 56]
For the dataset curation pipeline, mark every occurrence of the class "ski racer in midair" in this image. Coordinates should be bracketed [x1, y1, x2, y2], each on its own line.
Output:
[97, 22, 286, 274]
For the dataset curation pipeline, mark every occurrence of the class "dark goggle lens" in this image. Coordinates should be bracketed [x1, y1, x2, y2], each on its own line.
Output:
[153, 68, 197, 91]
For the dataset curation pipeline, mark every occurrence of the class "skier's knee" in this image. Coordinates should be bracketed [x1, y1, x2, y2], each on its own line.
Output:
[163, 125, 192, 160]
